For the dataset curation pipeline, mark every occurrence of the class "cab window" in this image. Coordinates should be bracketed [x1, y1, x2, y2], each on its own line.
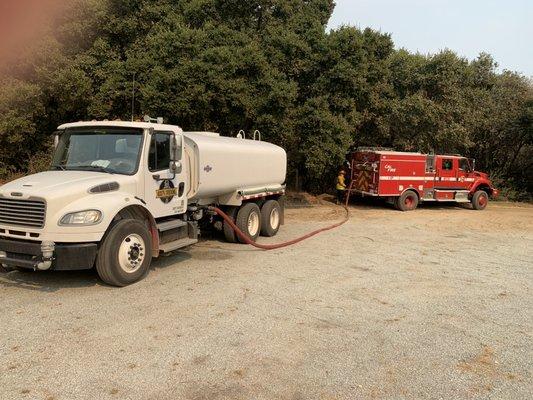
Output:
[441, 159, 454, 171]
[149, 132, 171, 172]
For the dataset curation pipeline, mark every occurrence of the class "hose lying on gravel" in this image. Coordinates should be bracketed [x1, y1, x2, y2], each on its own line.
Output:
[209, 200, 350, 250]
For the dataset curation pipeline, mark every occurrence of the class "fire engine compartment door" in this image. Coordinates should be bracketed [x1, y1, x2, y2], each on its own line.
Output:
[143, 129, 187, 218]
[351, 153, 378, 193]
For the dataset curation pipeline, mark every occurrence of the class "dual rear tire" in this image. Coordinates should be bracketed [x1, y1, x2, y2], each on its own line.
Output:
[259, 200, 282, 237]
[236, 203, 262, 243]
[223, 200, 282, 243]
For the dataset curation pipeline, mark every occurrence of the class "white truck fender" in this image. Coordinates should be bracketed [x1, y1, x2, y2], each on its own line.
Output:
[99, 195, 160, 255]
[49, 193, 160, 253]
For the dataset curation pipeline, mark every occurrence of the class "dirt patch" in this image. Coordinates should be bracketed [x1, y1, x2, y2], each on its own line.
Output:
[286, 206, 345, 222]
[285, 191, 336, 207]
[458, 345, 523, 396]
[458, 345, 497, 377]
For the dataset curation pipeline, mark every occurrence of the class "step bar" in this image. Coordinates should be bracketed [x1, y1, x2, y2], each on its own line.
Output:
[159, 238, 198, 254]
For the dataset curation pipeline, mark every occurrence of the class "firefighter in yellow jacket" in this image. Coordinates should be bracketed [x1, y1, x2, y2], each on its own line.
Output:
[336, 170, 346, 204]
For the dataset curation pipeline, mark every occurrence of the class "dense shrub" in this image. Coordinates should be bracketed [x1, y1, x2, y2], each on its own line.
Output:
[0, 1, 531, 199]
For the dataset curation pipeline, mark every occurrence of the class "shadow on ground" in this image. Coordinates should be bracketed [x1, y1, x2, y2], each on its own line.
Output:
[0, 269, 99, 292]
[347, 195, 473, 211]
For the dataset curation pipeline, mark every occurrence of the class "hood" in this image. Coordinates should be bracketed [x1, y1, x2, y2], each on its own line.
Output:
[0, 171, 134, 201]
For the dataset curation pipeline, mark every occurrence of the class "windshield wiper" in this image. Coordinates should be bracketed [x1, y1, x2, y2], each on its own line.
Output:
[75, 165, 114, 174]
[50, 164, 66, 171]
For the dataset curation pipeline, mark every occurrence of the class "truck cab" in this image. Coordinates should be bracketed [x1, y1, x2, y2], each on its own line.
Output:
[431, 155, 498, 206]
[0, 121, 287, 286]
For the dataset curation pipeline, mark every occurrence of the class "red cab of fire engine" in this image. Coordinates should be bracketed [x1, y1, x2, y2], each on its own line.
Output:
[348, 149, 499, 211]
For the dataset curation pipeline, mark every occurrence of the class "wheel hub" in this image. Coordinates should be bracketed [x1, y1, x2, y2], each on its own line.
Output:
[270, 208, 280, 229]
[129, 246, 140, 261]
[118, 234, 146, 273]
[248, 211, 260, 236]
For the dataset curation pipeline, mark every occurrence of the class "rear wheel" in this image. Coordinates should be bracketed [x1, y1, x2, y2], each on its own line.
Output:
[471, 190, 488, 210]
[223, 206, 239, 243]
[236, 203, 261, 243]
[260, 200, 281, 237]
[396, 191, 419, 211]
[96, 219, 153, 287]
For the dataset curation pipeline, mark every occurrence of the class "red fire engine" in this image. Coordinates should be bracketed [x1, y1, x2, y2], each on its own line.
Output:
[348, 149, 499, 211]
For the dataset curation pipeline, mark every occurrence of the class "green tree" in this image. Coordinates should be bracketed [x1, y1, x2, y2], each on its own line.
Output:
[0, 0, 531, 198]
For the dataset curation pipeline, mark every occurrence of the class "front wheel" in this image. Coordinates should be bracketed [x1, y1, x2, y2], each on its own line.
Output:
[223, 206, 239, 243]
[471, 190, 488, 210]
[96, 219, 153, 287]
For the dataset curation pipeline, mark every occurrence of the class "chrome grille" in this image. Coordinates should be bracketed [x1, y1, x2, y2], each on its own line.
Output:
[0, 197, 46, 228]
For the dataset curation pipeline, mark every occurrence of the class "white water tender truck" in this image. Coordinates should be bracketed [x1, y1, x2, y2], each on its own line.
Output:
[0, 121, 287, 286]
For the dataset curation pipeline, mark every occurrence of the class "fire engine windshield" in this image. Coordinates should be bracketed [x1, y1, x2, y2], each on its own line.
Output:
[458, 158, 472, 172]
[51, 127, 144, 175]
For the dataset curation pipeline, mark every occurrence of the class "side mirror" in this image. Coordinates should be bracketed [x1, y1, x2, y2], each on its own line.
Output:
[172, 134, 182, 161]
[53, 130, 63, 148]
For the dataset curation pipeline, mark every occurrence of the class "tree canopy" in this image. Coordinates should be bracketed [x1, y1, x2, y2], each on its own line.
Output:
[1, 0, 531, 199]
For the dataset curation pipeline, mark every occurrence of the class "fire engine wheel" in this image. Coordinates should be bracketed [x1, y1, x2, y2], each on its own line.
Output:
[396, 191, 419, 211]
[96, 219, 153, 287]
[223, 206, 239, 243]
[236, 202, 262, 243]
[471, 190, 488, 210]
[260, 200, 281, 237]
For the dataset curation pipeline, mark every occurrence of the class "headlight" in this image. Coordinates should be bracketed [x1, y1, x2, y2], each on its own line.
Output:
[59, 210, 102, 226]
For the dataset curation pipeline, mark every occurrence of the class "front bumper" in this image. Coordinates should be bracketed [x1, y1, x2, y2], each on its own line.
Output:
[0, 238, 97, 270]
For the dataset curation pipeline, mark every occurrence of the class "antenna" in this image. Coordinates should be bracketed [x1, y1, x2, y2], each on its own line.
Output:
[131, 72, 136, 122]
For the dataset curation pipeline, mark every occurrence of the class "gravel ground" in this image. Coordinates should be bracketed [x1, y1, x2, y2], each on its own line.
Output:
[1, 201, 532, 400]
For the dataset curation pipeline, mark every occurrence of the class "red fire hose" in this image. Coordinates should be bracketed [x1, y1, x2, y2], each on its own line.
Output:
[209, 199, 350, 250]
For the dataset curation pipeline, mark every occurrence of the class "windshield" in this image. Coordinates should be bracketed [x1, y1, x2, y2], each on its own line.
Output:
[52, 127, 144, 175]
[459, 158, 472, 172]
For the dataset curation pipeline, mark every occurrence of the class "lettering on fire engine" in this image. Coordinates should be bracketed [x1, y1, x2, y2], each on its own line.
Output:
[384, 164, 396, 173]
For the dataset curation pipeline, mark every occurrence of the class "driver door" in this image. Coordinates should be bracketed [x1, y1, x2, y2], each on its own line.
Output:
[436, 157, 457, 190]
[143, 129, 187, 218]
[456, 158, 471, 189]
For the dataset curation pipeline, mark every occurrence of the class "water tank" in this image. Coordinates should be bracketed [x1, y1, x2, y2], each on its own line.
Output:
[183, 132, 286, 200]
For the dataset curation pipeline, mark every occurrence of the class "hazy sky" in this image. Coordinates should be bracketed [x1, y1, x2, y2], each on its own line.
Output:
[328, 0, 532, 76]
